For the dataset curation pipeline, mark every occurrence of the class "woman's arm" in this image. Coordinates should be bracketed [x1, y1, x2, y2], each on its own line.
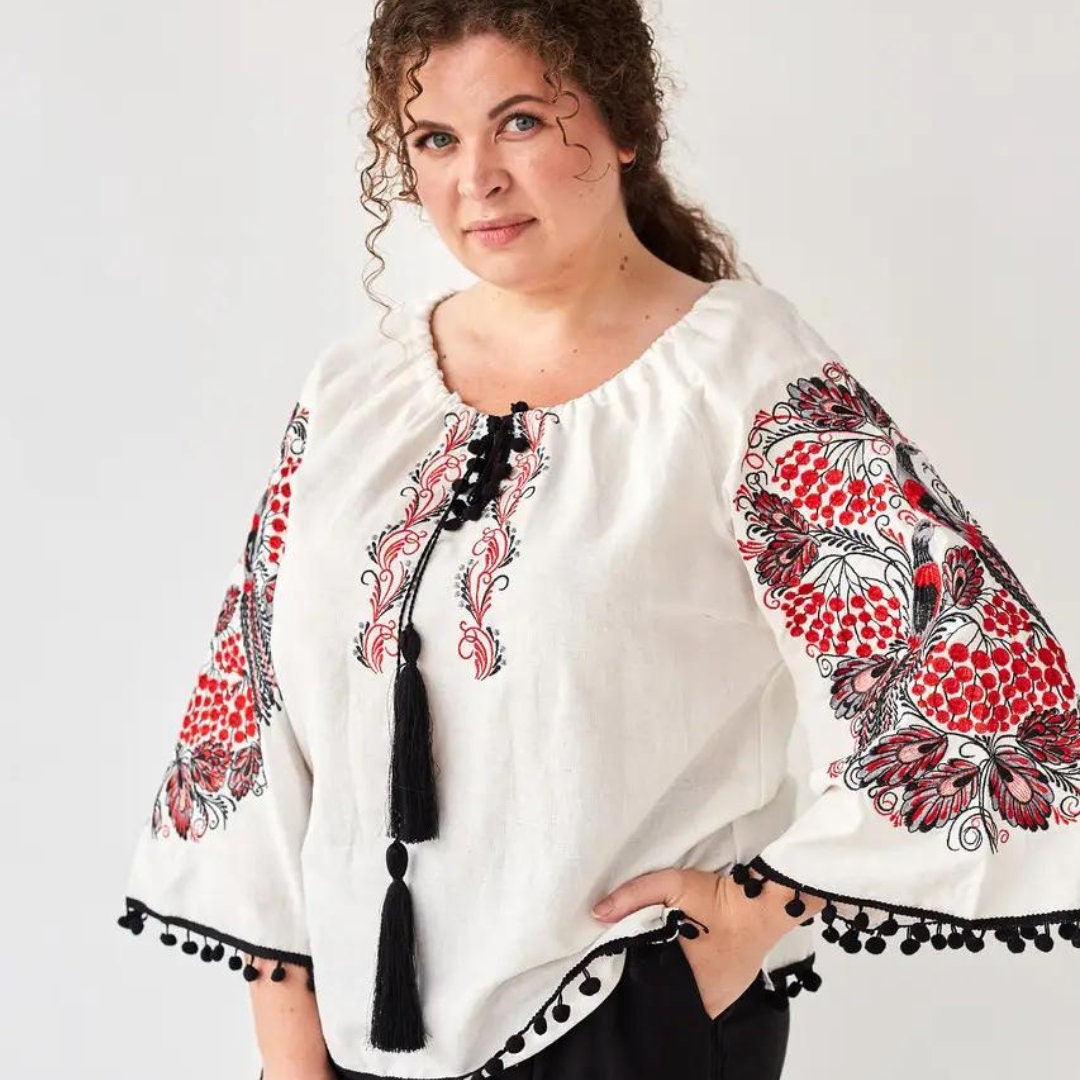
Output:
[248, 960, 337, 1080]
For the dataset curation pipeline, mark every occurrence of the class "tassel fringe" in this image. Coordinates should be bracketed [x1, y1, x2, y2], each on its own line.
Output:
[370, 840, 426, 1051]
[732, 856, 1080, 956]
[389, 621, 439, 842]
[116, 898, 315, 990]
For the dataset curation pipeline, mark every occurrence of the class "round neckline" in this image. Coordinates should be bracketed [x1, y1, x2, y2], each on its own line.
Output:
[406, 279, 728, 422]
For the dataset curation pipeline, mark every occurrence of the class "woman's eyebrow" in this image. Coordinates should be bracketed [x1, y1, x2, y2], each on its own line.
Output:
[410, 92, 550, 133]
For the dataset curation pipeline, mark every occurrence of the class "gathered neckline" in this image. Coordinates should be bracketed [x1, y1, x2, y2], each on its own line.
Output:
[405, 279, 731, 421]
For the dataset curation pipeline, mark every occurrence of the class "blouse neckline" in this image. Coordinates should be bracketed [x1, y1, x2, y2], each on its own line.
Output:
[405, 278, 729, 421]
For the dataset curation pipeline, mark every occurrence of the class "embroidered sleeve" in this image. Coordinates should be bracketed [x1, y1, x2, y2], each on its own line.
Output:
[723, 294, 1080, 958]
[116, 375, 317, 990]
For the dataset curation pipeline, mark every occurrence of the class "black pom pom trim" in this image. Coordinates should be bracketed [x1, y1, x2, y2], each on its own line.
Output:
[117, 896, 315, 991]
[760, 954, 822, 1006]
[731, 856, 1080, 957]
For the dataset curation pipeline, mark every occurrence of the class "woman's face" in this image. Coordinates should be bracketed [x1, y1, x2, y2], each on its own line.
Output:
[399, 32, 636, 292]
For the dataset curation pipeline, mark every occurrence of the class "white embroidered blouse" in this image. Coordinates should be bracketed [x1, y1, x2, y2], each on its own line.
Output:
[118, 278, 1080, 1079]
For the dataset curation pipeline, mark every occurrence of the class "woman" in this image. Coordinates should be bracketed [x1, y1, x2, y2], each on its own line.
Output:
[117, 2, 1080, 1079]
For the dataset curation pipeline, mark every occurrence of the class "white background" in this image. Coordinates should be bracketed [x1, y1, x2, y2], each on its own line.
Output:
[4, 2, 1078, 1077]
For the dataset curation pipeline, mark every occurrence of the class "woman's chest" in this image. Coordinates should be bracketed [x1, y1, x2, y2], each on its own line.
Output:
[276, 396, 764, 706]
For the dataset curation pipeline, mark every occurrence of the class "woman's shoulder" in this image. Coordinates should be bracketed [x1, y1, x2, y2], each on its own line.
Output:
[299, 299, 430, 420]
[687, 277, 836, 400]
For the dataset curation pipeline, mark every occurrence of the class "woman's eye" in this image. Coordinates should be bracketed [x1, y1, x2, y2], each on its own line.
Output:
[505, 112, 540, 134]
[415, 131, 453, 151]
[412, 111, 542, 152]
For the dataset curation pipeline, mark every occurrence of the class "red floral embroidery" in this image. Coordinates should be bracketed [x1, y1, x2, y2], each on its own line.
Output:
[354, 407, 556, 679]
[151, 403, 310, 840]
[454, 408, 556, 678]
[352, 409, 475, 672]
[734, 358, 1080, 852]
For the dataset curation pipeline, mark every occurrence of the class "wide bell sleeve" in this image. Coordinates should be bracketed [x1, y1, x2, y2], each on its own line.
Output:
[116, 368, 318, 990]
[722, 291, 1080, 958]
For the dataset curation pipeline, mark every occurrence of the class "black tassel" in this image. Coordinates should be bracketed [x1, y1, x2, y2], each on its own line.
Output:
[370, 839, 426, 1050]
[389, 621, 439, 842]
[370, 402, 532, 1055]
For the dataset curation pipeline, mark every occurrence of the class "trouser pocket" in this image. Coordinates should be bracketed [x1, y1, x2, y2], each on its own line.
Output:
[662, 936, 792, 1080]
[709, 978, 791, 1080]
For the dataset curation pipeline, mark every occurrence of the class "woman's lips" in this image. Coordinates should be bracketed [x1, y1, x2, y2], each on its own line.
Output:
[467, 219, 536, 247]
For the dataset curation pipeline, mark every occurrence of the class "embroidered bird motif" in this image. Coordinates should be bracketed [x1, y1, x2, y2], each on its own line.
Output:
[893, 441, 1048, 627]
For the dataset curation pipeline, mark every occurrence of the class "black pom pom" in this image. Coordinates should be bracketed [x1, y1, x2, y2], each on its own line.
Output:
[839, 929, 862, 954]
[120, 912, 145, 935]
[551, 1002, 570, 1023]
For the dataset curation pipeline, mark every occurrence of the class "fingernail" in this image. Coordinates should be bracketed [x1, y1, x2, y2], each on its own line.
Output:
[592, 897, 614, 916]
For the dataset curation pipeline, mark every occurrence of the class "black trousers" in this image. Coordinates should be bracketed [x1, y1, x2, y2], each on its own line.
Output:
[497, 934, 790, 1080]
[327, 934, 790, 1080]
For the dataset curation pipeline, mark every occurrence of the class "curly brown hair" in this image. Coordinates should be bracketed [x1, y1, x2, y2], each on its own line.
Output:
[356, 0, 759, 320]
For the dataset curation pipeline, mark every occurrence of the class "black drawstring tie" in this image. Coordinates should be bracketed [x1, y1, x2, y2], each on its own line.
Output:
[370, 401, 531, 1052]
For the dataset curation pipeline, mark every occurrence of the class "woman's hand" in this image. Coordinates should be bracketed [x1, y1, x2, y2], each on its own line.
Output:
[591, 867, 812, 1019]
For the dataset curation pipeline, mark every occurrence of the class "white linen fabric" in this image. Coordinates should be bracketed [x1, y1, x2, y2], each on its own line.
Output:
[118, 279, 1080, 1079]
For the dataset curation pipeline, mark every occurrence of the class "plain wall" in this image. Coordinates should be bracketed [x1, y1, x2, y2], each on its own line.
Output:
[3, 2, 1078, 1077]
